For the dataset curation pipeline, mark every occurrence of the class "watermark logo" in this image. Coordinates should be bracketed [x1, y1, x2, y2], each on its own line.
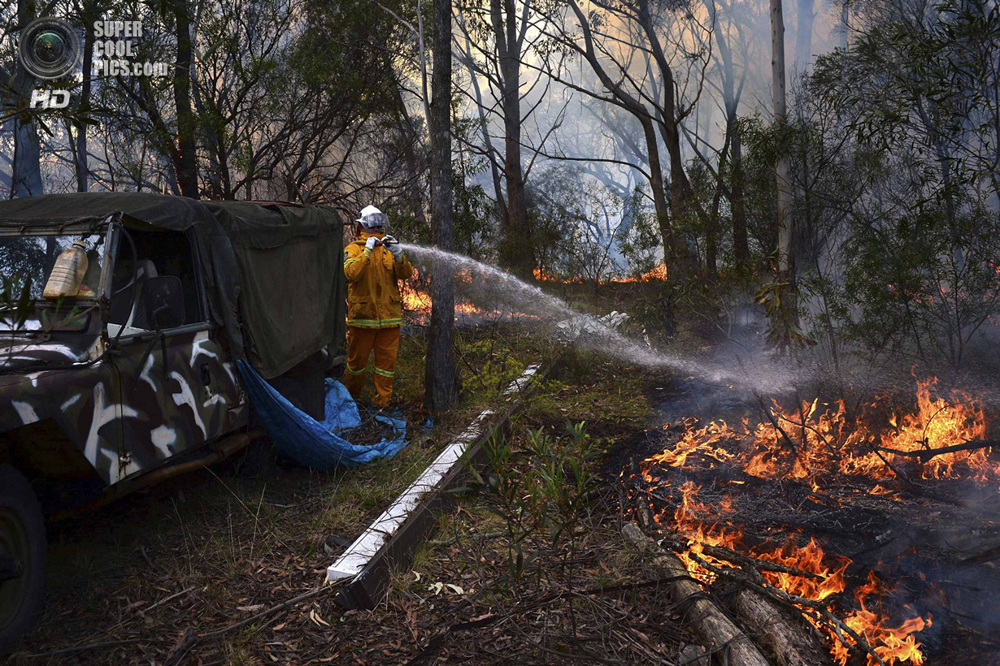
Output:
[92, 20, 170, 78]
[18, 17, 81, 81]
[29, 89, 71, 110]
[18, 17, 170, 111]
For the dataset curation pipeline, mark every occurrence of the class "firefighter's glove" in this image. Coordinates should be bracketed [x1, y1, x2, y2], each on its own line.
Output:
[364, 236, 378, 255]
[384, 236, 403, 260]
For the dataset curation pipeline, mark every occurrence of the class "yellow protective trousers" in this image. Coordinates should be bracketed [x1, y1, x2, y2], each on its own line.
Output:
[343, 325, 401, 407]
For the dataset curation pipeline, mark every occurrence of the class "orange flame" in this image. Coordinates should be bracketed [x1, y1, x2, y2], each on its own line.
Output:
[654, 481, 930, 665]
[637, 376, 968, 664]
[533, 267, 584, 284]
[646, 377, 991, 486]
[401, 285, 483, 323]
[611, 263, 669, 283]
[401, 269, 533, 323]
[533, 263, 668, 284]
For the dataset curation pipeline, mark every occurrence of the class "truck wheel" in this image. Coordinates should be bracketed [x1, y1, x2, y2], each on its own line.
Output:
[0, 466, 45, 654]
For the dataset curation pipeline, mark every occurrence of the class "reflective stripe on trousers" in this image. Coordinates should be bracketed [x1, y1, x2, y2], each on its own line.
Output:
[343, 326, 401, 407]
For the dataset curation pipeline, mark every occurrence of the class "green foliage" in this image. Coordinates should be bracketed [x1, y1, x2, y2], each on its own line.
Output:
[733, 115, 789, 261]
[754, 278, 815, 352]
[794, 0, 1000, 365]
[467, 422, 601, 593]
[451, 116, 497, 260]
[615, 187, 661, 278]
[0, 275, 35, 332]
[458, 336, 527, 396]
[834, 202, 1000, 364]
[812, 0, 1000, 192]
[526, 163, 639, 282]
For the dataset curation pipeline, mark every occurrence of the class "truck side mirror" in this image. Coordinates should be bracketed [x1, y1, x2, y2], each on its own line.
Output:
[141, 276, 185, 330]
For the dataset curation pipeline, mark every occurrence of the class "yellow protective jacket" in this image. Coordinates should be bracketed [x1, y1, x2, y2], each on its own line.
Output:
[344, 232, 415, 328]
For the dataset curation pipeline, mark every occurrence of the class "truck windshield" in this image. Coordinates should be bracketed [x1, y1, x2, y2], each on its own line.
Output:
[0, 234, 104, 332]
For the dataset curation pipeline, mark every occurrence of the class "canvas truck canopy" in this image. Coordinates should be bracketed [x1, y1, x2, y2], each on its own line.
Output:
[0, 192, 346, 379]
[204, 200, 346, 378]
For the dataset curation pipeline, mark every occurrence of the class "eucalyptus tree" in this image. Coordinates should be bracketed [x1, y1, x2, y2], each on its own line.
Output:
[425, 0, 457, 411]
[681, 0, 763, 272]
[453, 0, 566, 278]
[771, 0, 795, 298]
[3, 0, 45, 198]
[808, 0, 1000, 365]
[535, 0, 715, 279]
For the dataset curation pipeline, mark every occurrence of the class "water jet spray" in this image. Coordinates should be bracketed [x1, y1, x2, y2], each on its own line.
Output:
[399, 244, 796, 394]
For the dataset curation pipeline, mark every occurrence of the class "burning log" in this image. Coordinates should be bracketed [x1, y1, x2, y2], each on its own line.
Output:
[622, 523, 770, 666]
[645, 522, 833, 664]
[646, 525, 824, 582]
[727, 588, 833, 666]
[622, 374, 1000, 664]
[678, 543, 891, 666]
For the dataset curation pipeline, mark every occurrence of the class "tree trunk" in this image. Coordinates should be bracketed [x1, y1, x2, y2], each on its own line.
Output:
[836, 0, 849, 49]
[494, 0, 532, 279]
[772, 0, 797, 350]
[641, 116, 678, 337]
[173, 0, 199, 198]
[728, 589, 833, 665]
[730, 122, 749, 266]
[771, 0, 793, 281]
[623, 525, 770, 666]
[794, 0, 815, 73]
[425, 0, 458, 412]
[636, 0, 697, 273]
[565, 0, 684, 291]
[640, 116, 674, 271]
[11, 0, 43, 198]
[11, 114, 43, 199]
[75, 0, 96, 192]
[705, 141, 730, 279]
[718, 29, 749, 267]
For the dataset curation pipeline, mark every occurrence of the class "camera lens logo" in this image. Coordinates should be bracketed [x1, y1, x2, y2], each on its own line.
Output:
[18, 17, 81, 80]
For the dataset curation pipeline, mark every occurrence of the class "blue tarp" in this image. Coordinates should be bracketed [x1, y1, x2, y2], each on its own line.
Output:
[237, 360, 409, 470]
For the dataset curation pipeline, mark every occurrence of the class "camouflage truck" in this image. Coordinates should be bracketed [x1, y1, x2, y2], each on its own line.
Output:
[0, 193, 346, 651]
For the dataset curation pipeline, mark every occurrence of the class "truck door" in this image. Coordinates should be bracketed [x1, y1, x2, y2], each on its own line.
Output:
[107, 225, 245, 481]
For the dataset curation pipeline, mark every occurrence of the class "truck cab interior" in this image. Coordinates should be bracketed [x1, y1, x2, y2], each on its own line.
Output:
[108, 227, 205, 336]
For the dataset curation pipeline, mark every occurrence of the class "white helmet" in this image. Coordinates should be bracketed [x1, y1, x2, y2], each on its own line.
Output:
[356, 205, 387, 230]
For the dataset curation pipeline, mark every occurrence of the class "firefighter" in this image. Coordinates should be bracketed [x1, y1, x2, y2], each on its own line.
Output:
[342, 205, 414, 408]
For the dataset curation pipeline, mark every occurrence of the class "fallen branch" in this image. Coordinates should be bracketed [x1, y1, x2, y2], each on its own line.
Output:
[142, 585, 197, 616]
[681, 545, 887, 666]
[879, 439, 997, 464]
[700, 543, 823, 581]
[756, 394, 799, 455]
[960, 543, 1000, 567]
[650, 525, 823, 581]
[727, 588, 832, 666]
